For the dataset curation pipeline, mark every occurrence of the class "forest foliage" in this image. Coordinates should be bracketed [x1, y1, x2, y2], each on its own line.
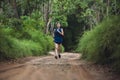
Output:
[0, 0, 54, 60]
[0, 0, 120, 72]
[0, 12, 54, 60]
[77, 16, 120, 72]
[75, 0, 120, 72]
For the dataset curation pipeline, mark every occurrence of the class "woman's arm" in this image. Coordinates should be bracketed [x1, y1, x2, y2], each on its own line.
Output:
[57, 28, 64, 36]
[61, 28, 64, 36]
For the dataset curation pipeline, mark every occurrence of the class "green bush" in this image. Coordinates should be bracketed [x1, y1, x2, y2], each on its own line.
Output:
[61, 45, 65, 53]
[77, 16, 120, 71]
[0, 36, 43, 59]
[0, 28, 54, 60]
[0, 14, 54, 60]
[46, 35, 54, 51]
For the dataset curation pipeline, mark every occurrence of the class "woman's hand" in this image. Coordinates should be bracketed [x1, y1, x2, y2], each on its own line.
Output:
[57, 29, 64, 36]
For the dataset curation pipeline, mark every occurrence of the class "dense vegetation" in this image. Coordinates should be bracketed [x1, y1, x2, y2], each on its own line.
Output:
[77, 16, 120, 70]
[0, 1, 55, 60]
[75, 0, 120, 72]
[0, 0, 120, 72]
[0, 12, 54, 60]
[73, 0, 120, 72]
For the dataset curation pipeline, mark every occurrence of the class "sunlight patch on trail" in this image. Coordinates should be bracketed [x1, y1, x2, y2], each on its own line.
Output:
[25, 52, 82, 65]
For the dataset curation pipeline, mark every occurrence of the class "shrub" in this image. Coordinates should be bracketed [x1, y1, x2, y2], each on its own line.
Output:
[0, 36, 44, 59]
[0, 14, 54, 59]
[77, 16, 120, 71]
[0, 28, 54, 60]
[61, 45, 65, 53]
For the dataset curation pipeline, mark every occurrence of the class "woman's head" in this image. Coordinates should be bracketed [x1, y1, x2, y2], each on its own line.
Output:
[56, 22, 61, 28]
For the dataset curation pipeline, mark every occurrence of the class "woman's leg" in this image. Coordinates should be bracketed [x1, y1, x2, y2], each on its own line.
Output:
[55, 43, 59, 58]
[58, 44, 61, 58]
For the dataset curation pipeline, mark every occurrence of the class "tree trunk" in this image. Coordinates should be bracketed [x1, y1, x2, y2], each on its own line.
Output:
[45, 0, 51, 34]
[11, 0, 19, 18]
[115, 0, 117, 15]
[27, 0, 31, 15]
[43, 0, 52, 34]
[106, 0, 110, 17]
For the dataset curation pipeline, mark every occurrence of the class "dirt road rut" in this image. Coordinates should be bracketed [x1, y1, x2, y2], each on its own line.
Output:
[0, 52, 118, 80]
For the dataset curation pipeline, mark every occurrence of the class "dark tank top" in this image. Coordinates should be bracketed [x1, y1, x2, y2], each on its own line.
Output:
[54, 28, 63, 43]
[54, 28, 63, 38]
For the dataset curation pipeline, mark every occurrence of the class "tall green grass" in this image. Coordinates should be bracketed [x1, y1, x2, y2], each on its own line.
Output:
[0, 15, 54, 60]
[0, 28, 54, 60]
[77, 16, 120, 72]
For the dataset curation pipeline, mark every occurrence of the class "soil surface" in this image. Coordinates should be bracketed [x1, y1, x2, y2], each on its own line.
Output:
[0, 52, 119, 80]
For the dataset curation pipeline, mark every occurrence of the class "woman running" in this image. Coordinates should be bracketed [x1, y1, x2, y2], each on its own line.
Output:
[53, 22, 64, 59]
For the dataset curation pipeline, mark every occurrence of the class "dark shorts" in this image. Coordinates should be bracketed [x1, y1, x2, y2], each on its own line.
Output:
[54, 37, 63, 44]
[54, 41, 62, 44]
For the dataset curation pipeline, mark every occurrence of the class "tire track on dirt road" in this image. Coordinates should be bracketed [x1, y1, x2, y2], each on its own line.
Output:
[0, 52, 118, 80]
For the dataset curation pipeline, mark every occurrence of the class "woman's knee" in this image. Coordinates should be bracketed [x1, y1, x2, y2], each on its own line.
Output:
[55, 44, 59, 49]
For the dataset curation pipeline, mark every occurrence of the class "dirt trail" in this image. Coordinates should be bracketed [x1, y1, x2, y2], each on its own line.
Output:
[0, 52, 119, 80]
